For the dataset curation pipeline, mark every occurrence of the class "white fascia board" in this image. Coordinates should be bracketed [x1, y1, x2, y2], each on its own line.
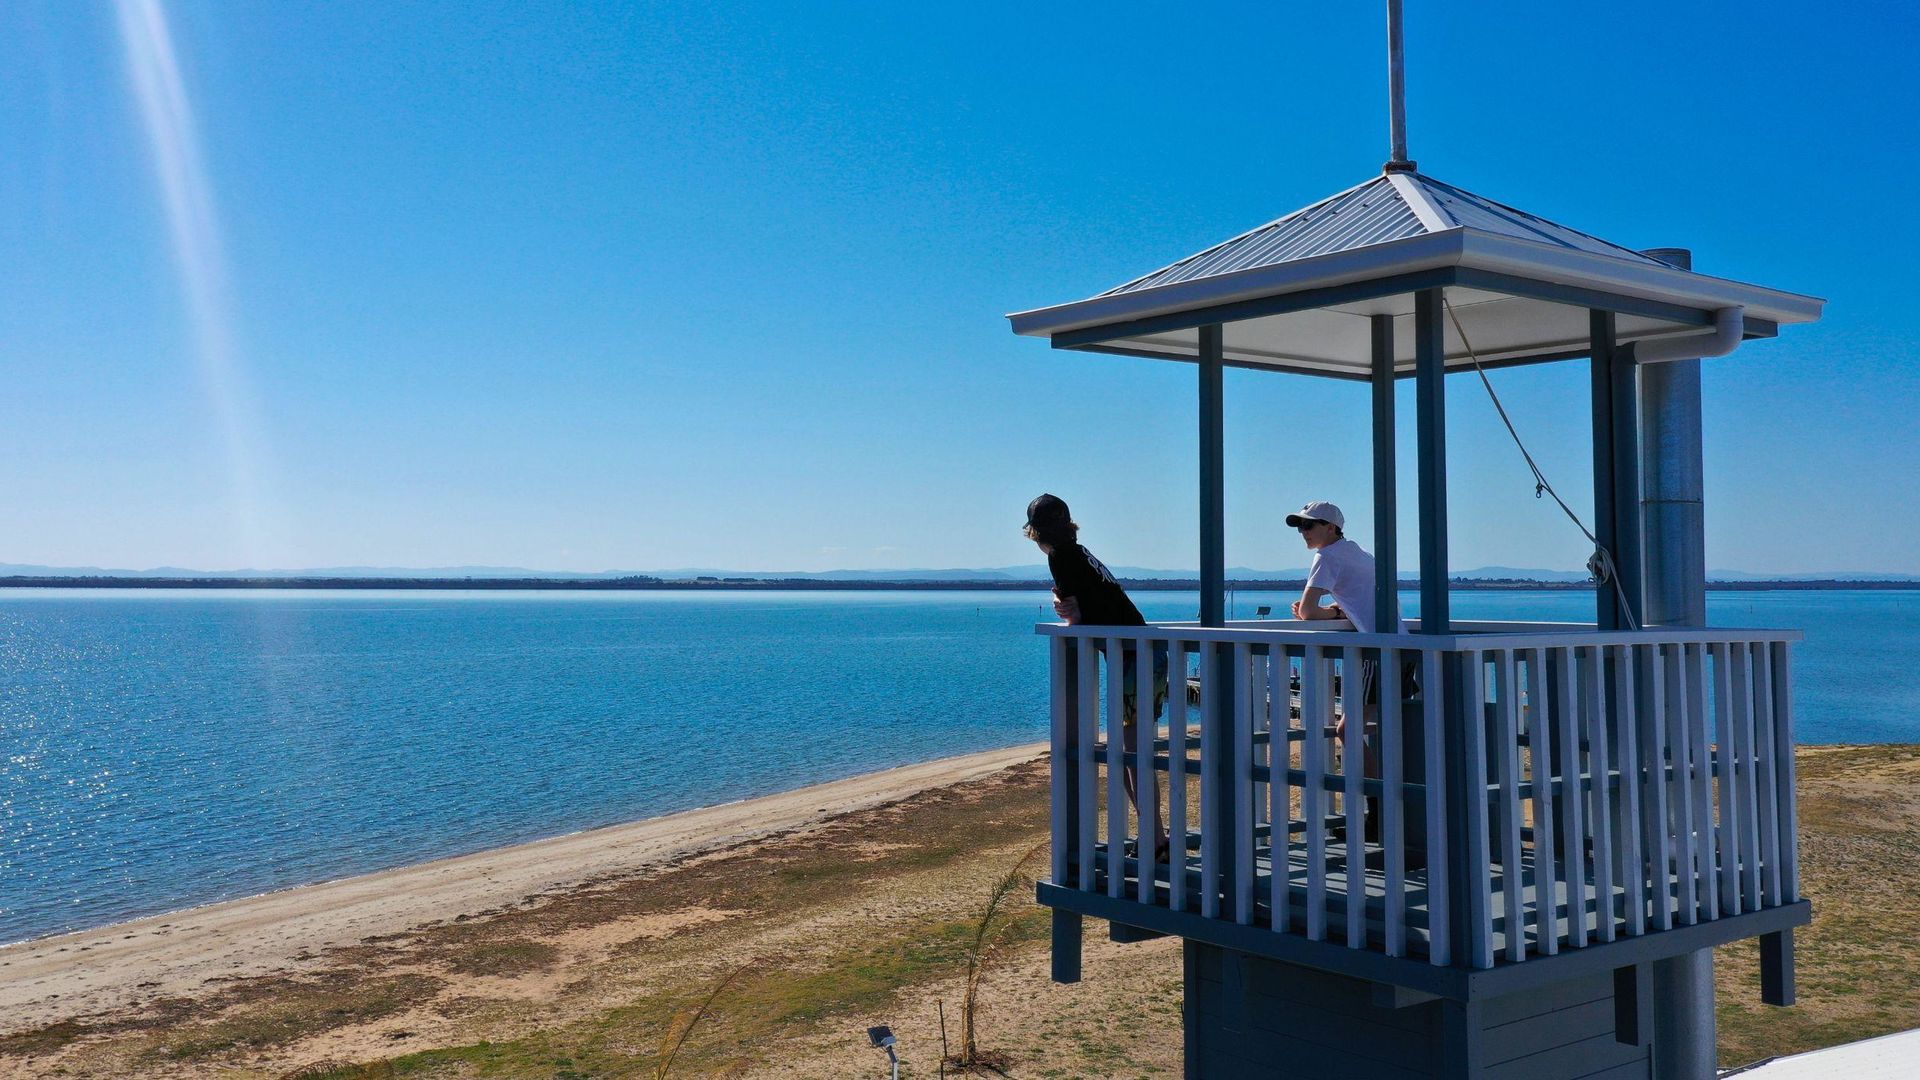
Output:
[1006, 230, 1467, 338]
[1456, 232, 1826, 325]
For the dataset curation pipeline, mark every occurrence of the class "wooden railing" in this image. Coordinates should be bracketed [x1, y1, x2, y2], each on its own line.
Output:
[1042, 622, 1803, 970]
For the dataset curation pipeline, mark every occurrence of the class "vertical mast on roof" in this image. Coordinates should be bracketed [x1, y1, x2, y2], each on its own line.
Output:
[1385, 0, 1417, 173]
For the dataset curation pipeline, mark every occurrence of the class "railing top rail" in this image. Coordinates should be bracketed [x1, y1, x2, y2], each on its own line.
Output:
[1034, 620, 1805, 648]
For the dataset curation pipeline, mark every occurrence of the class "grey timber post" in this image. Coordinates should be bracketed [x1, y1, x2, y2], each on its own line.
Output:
[1372, 313, 1399, 629]
[1198, 324, 1238, 923]
[1412, 291, 1447, 635]
[1637, 247, 1719, 1080]
[1589, 310, 1641, 631]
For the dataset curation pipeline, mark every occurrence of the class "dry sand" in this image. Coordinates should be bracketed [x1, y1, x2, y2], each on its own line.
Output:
[0, 742, 1045, 1034]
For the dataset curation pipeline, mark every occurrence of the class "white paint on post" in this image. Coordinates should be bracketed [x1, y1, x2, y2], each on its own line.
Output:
[1494, 652, 1525, 962]
[1423, 649, 1451, 966]
[1269, 646, 1291, 934]
[1643, 645, 1675, 933]
[1234, 643, 1255, 924]
[1525, 648, 1559, 955]
[1200, 642, 1220, 920]
[1733, 643, 1762, 911]
[1753, 643, 1781, 907]
[1303, 645, 1329, 942]
[1687, 643, 1718, 922]
[1050, 636, 1070, 886]
[1554, 647, 1589, 948]
[1137, 637, 1159, 906]
[1078, 637, 1099, 892]
[1107, 636, 1129, 900]
[1772, 642, 1800, 901]
[1711, 642, 1740, 916]
[1612, 645, 1645, 937]
[1344, 645, 1367, 949]
[1583, 647, 1617, 943]
[1168, 640, 1189, 913]
[1666, 644, 1698, 925]
[1464, 653, 1494, 969]
[1382, 647, 1406, 958]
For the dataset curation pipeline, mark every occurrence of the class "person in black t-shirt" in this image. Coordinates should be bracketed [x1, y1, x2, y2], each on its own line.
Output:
[1025, 493, 1170, 865]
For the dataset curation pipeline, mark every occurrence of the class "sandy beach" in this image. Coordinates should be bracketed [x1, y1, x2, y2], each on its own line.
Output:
[0, 742, 1045, 1035]
[3, 743, 1916, 1078]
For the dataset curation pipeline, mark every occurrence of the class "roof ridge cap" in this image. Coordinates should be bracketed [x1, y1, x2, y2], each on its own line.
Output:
[1414, 174, 1667, 265]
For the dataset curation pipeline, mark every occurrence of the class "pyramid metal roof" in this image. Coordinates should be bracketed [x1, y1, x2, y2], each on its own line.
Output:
[1010, 170, 1824, 379]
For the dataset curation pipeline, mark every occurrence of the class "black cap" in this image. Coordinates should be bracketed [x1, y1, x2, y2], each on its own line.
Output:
[1026, 492, 1071, 530]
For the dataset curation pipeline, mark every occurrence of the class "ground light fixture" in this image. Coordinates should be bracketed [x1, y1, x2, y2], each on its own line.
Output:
[866, 1025, 900, 1080]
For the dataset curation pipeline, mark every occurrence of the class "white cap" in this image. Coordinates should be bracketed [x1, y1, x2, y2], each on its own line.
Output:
[1285, 501, 1344, 529]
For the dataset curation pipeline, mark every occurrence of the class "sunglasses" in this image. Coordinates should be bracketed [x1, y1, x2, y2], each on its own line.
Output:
[1294, 520, 1327, 533]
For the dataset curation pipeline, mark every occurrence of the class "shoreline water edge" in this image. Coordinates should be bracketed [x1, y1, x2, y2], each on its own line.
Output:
[0, 742, 1046, 1032]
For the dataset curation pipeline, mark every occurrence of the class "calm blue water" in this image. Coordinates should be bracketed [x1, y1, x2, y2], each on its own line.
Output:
[1, 588, 1913, 944]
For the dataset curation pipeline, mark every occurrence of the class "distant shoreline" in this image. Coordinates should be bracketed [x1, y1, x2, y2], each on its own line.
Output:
[4, 575, 1919, 592]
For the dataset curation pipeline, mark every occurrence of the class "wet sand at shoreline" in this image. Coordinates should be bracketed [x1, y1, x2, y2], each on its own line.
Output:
[0, 742, 1046, 1034]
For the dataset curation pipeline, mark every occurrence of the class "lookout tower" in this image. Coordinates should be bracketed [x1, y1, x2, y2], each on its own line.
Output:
[1008, 7, 1823, 1078]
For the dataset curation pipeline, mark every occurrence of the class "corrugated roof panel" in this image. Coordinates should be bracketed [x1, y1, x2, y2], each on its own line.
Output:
[1093, 170, 1680, 302]
[1410, 175, 1666, 265]
[1102, 177, 1422, 296]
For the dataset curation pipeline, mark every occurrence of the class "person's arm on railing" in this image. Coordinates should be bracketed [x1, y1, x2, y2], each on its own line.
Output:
[1291, 586, 1346, 622]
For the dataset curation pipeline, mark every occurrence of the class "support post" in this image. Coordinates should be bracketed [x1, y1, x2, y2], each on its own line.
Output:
[1413, 290, 1448, 634]
[1637, 248, 1719, 1080]
[1372, 313, 1400, 631]
[1589, 311, 1620, 626]
[1198, 324, 1239, 921]
[1200, 324, 1225, 628]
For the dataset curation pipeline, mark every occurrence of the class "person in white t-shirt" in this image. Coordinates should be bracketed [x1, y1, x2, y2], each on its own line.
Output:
[1286, 500, 1385, 841]
[1286, 500, 1375, 633]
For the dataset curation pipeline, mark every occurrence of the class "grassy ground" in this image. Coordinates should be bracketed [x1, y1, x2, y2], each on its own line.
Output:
[4, 747, 1916, 1078]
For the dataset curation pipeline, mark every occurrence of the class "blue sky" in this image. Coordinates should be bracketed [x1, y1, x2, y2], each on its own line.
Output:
[1, 0, 1915, 575]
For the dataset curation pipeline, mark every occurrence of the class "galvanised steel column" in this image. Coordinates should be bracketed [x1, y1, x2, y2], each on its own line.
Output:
[1640, 248, 1707, 628]
[1638, 247, 1716, 1080]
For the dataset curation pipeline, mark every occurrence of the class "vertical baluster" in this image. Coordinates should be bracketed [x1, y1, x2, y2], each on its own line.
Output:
[1106, 637, 1129, 899]
[1612, 645, 1645, 937]
[1734, 643, 1762, 911]
[1463, 652, 1494, 969]
[1641, 645, 1675, 932]
[1168, 640, 1189, 913]
[1423, 649, 1450, 967]
[1753, 643, 1781, 907]
[1494, 652, 1525, 961]
[1553, 646, 1588, 947]
[1583, 647, 1616, 942]
[1137, 636, 1160, 906]
[1268, 644, 1290, 933]
[1077, 636, 1099, 893]
[1254, 650, 1270, 842]
[1665, 645, 1697, 925]
[1771, 642, 1800, 902]
[1303, 645, 1330, 941]
[1199, 642, 1219, 920]
[1050, 636, 1070, 887]
[1525, 648, 1558, 955]
[1344, 646, 1367, 949]
[1381, 647, 1405, 957]
[1234, 643, 1255, 925]
[1686, 643, 1717, 922]
[1711, 642, 1740, 916]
